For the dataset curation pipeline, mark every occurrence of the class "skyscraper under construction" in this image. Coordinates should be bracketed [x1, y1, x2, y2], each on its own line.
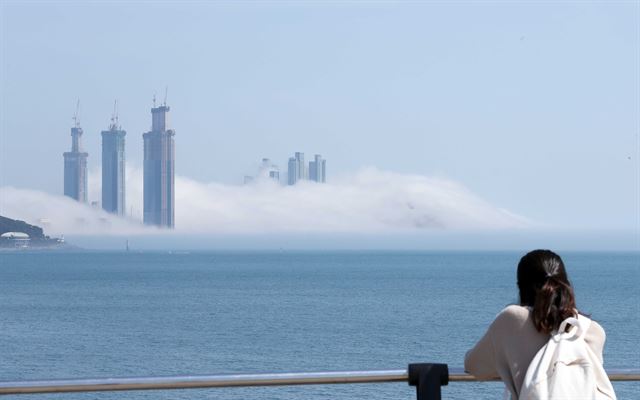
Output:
[63, 103, 88, 203]
[101, 103, 126, 216]
[143, 100, 175, 228]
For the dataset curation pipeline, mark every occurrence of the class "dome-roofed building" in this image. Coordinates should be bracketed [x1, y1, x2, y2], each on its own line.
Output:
[0, 231, 30, 248]
[0, 215, 65, 250]
[1, 232, 29, 238]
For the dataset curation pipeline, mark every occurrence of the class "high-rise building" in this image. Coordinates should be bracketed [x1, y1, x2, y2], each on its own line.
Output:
[287, 152, 306, 185]
[295, 152, 306, 180]
[308, 154, 326, 183]
[101, 107, 126, 216]
[143, 102, 175, 228]
[245, 158, 281, 184]
[287, 157, 297, 185]
[63, 107, 88, 203]
[260, 158, 280, 183]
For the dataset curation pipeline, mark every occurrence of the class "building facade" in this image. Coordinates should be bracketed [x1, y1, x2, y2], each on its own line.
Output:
[287, 152, 306, 185]
[101, 120, 126, 215]
[260, 158, 280, 183]
[287, 157, 298, 185]
[143, 104, 175, 228]
[308, 154, 326, 183]
[63, 125, 88, 202]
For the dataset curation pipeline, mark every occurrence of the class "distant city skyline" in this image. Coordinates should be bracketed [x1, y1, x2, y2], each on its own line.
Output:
[1, 1, 638, 232]
[58, 95, 331, 231]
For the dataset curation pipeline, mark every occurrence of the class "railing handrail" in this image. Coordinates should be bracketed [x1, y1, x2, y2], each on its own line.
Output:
[1, 367, 638, 395]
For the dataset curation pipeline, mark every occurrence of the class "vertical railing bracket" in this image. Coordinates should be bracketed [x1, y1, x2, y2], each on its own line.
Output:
[408, 363, 449, 400]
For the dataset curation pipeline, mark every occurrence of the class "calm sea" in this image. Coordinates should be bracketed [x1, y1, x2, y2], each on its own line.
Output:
[0, 251, 638, 399]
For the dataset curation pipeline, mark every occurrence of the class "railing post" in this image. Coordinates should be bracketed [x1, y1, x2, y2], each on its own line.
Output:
[408, 363, 449, 400]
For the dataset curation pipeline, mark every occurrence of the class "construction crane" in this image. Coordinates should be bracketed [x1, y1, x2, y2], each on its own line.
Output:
[72, 99, 81, 128]
[110, 100, 119, 129]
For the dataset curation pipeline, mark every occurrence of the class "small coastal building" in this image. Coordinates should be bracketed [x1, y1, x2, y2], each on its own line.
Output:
[0, 232, 30, 249]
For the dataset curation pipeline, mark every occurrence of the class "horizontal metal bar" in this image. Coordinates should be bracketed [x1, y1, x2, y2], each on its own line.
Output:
[0, 368, 638, 395]
[447, 368, 640, 382]
[0, 370, 407, 395]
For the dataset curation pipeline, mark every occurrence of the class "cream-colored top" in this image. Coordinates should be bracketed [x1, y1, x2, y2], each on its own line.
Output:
[464, 305, 606, 399]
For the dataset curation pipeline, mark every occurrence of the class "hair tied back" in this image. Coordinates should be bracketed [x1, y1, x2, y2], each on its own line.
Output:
[517, 249, 577, 334]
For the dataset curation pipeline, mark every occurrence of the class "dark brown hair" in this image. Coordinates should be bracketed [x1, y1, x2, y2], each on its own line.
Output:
[517, 249, 577, 334]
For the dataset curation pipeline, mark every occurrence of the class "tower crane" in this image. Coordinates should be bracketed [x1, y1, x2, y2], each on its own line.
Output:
[110, 100, 119, 129]
[72, 99, 81, 128]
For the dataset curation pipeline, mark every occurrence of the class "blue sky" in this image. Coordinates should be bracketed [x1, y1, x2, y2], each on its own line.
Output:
[0, 1, 638, 233]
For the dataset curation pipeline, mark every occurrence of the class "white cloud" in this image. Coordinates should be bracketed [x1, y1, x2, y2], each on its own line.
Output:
[0, 167, 529, 236]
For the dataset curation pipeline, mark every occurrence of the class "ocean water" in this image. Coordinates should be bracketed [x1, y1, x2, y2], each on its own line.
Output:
[0, 251, 638, 399]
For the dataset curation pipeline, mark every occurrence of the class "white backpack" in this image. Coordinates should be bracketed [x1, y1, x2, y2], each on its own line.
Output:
[518, 314, 617, 400]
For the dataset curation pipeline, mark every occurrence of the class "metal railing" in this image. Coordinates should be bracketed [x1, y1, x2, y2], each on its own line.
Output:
[1, 367, 638, 397]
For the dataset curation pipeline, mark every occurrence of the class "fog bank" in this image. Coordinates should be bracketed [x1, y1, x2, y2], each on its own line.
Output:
[1, 167, 528, 236]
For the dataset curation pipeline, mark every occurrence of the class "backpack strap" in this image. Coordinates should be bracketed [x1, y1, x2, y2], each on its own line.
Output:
[553, 315, 591, 342]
